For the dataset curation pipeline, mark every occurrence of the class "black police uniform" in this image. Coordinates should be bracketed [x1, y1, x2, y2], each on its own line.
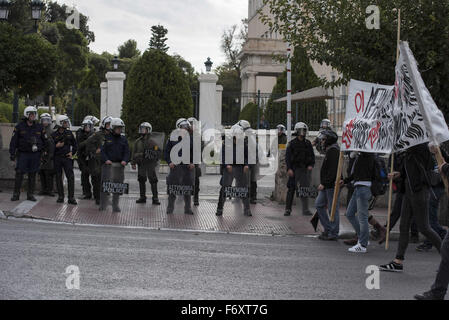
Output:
[9, 118, 46, 201]
[39, 125, 55, 196]
[76, 128, 93, 199]
[52, 128, 77, 203]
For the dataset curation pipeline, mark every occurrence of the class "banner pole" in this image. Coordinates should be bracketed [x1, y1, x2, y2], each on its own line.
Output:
[386, 8, 401, 250]
[330, 151, 344, 222]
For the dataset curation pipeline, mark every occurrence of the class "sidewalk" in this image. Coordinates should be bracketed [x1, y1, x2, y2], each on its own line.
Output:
[0, 191, 397, 238]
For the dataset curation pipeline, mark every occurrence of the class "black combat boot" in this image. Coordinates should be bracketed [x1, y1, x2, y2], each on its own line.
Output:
[112, 194, 121, 213]
[167, 194, 175, 214]
[250, 181, 257, 204]
[11, 171, 23, 201]
[151, 183, 160, 205]
[67, 174, 77, 205]
[184, 196, 193, 215]
[216, 188, 225, 216]
[27, 173, 37, 202]
[136, 180, 147, 204]
[284, 189, 295, 216]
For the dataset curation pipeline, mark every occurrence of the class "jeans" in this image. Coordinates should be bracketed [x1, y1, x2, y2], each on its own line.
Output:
[431, 231, 449, 298]
[346, 185, 372, 247]
[424, 187, 448, 246]
[315, 188, 340, 237]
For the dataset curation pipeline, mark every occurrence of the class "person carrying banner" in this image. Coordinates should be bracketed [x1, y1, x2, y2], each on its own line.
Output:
[379, 143, 442, 272]
[165, 119, 195, 215]
[52, 115, 77, 205]
[216, 125, 251, 217]
[315, 130, 340, 241]
[285, 122, 315, 216]
[76, 119, 94, 200]
[414, 158, 449, 300]
[38, 113, 55, 197]
[188, 117, 201, 206]
[131, 122, 161, 205]
[100, 118, 129, 212]
[81, 116, 112, 205]
[9, 106, 46, 202]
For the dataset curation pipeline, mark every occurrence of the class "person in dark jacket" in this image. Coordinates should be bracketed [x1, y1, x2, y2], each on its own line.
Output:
[285, 122, 315, 216]
[415, 151, 449, 300]
[164, 119, 195, 215]
[38, 113, 55, 197]
[76, 119, 94, 200]
[52, 115, 77, 205]
[9, 106, 46, 202]
[216, 125, 251, 217]
[277, 125, 287, 146]
[100, 118, 130, 212]
[380, 143, 442, 272]
[315, 130, 340, 241]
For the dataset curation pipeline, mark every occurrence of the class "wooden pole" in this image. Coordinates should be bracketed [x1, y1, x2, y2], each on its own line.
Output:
[330, 151, 344, 222]
[386, 8, 402, 250]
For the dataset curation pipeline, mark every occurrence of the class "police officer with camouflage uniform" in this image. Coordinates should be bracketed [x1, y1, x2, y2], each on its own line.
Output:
[9, 107, 46, 202]
[38, 113, 55, 197]
[76, 119, 94, 200]
[131, 122, 161, 205]
[80, 116, 112, 205]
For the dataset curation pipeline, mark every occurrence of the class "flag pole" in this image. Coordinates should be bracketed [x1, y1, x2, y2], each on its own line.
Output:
[386, 8, 401, 250]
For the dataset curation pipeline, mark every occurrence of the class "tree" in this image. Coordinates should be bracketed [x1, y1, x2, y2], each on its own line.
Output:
[118, 39, 141, 59]
[122, 49, 193, 138]
[74, 68, 100, 125]
[239, 102, 259, 128]
[220, 19, 248, 75]
[172, 54, 199, 93]
[261, 0, 449, 119]
[264, 45, 327, 131]
[149, 25, 169, 52]
[88, 52, 111, 82]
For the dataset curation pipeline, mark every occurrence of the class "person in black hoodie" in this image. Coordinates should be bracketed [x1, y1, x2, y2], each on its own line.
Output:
[380, 142, 442, 272]
[315, 130, 340, 241]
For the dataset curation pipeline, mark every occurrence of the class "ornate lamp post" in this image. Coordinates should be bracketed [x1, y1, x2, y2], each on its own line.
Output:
[0, 0, 11, 21]
[112, 56, 120, 71]
[204, 57, 213, 73]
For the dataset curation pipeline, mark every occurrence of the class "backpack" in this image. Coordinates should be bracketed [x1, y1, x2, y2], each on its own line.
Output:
[371, 156, 388, 197]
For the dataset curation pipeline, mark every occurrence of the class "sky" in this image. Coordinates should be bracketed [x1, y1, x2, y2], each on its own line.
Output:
[56, 0, 248, 73]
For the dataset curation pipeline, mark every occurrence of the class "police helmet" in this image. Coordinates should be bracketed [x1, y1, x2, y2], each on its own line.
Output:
[40, 113, 52, 125]
[111, 118, 125, 135]
[320, 119, 332, 131]
[84, 115, 100, 126]
[100, 116, 113, 130]
[294, 122, 308, 136]
[277, 124, 286, 134]
[176, 119, 190, 130]
[139, 122, 152, 134]
[81, 119, 94, 131]
[24, 106, 38, 120]
[55, 115, 71, 129]
[236, 120, 251, 131]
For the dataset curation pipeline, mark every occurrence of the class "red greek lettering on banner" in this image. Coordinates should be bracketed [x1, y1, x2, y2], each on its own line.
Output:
[342, 119, 354, 149]
[368, 121, 381, 149]
[355, 91, 364, 113]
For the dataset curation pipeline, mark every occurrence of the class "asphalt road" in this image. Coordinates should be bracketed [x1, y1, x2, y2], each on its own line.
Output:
[0, 219, 444, 300]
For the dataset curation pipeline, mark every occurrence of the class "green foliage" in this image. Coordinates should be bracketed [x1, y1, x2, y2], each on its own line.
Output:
[122, 49, 193, 138]
[0, 99, 26, 123]
[88, 52, 111, 82]
[262, 0, 449, 120]
[239, 102, 259, 127]
[118, 39, 141, 59]
[149, 25, 169, 52]
[73, 68, 100, 125]
[173, 54, 199, 93]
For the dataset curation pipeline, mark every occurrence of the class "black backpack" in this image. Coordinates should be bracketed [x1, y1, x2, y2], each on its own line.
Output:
[371, 156, 388, 197]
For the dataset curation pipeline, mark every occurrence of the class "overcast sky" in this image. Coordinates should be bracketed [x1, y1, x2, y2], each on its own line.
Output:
[56, 0, 248, 72]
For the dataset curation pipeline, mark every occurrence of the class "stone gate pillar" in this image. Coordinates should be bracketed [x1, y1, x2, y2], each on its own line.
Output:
[199, 73, 219, 131]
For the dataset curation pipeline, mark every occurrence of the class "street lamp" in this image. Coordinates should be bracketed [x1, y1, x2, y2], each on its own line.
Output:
[0, 0, 11, 21]
[30, 0, 44, 20]
[112, 56, 120, 71]
[204, 57, 213, 73]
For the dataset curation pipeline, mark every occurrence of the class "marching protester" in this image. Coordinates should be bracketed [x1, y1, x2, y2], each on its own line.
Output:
[38, 113, 55, 197]
[277, 125, 287, 146]
[216, 125, 252, 217]
[81, 116, 112, 205]
[188, 117, 201, 206]
[379, 143, 442, 272]
[285, 122, 315, 216]
[165, 118, 195, 215]
[315, 130, 340, 241]
[76, 119, 94, 200]
[9, 107, 46, 202]
[342, 152, 377, 253]
[52, 115, 77, 205]
[131, 122, 161, 205]
[100, 118, 129, 212]
[414, 154, 449, 300]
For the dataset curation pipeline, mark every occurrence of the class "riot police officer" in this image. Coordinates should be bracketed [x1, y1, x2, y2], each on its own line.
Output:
[81, 116, 112, 205]
[9, 106, 46, 201]
[285, 122, 315, 216]
[216, 125, 252, 216]
[313, 119, 333, 154]
[131, 122, 161, 205]
[236, 120, 258, 204]
[52, 115, 77, 205]
[277, 125, 287, 146]
[38, 113, 55, 197]
[83, 115, 100, 129]
[165, 118, 195, 215]
[76, 119, 94, 199]
[100, 118, 130, 212]
[188, 117, 201, 206]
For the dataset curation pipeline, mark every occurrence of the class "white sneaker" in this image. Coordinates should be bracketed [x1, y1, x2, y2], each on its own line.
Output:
[348, 242, 367, 253]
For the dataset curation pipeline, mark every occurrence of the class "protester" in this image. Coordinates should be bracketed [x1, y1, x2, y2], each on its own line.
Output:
[76, 119, 94, 200]
[52, 115, 77, 205]
[131, 122, 161, 205]
[38, 113, 55, 197]
[100, 118, 129, 212]
[315, 130, 340, 241]
[285, 122, 315, 216]
[165, 119, 195, 215]
[9, 106, 46, 202]
[379, 143, 442, 272]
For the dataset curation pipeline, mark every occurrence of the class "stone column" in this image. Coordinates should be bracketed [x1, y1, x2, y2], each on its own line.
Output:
[100, 82, 108, 120]
[105, 72, 126, 119]
[215, 85, 223, 128]
[199, 73, 219, 131]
